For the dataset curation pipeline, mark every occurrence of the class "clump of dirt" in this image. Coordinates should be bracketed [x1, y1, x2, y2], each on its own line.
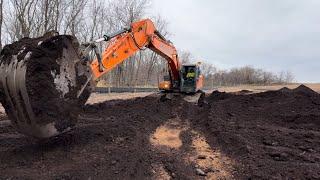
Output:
[0, 35, 91, 137]
[0, 85, 319, 179]
[207, 90, 235, 102]
[232, 89, 253, 95]
[279, 86, 291, 93]
[292, 84, 319, 96]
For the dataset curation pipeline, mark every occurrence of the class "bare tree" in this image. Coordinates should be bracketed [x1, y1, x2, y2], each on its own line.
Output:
[0, 0, 296, 88]
[5, 0, 66, 40]
[278, 71, 285, 84]
[30, 0, 62, 36]
[0, 0, 3, 50]
[284, 70, 294, 83]
[201, 63, 217, 77]
[8, 0, 39, 39]
[63, 0, 87, 36]
[179, 50, 193, 64]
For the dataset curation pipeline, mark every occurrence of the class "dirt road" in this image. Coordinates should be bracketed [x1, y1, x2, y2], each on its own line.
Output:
[0, 85, 319, 179]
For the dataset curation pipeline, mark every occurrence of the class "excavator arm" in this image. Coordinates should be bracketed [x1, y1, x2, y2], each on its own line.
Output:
[0, 18, 203, 138]
[89, 19, 181, 89]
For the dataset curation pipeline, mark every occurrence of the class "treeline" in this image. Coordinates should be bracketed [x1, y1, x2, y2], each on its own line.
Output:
[201, 63, 294, 88]
[0, 0, 294, 88]
[0, 0, 175, 87]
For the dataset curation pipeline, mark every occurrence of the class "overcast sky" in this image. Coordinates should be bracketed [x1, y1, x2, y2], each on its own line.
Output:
[149, 0, 320, 83]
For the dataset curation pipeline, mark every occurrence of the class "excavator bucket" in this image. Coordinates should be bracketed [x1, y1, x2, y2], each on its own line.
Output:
[0, 35, 93, 138]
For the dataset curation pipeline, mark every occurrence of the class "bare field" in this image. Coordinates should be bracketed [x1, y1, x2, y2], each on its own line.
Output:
[213, 83, 320, 93]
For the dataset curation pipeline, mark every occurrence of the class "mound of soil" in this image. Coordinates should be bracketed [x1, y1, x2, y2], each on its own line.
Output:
[207, 90, 235, 102]
[0, 85, 319, 179]
[191, 85, 320, 179]
[0, 95, 197, 179]
[0, 35, 92, 138]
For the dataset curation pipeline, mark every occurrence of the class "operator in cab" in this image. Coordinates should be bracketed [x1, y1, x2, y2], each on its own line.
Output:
[186, 68, 196, 79]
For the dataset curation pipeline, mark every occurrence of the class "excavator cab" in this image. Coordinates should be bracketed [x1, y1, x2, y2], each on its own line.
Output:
[159, 63, 204, 93]
[180, 64, 203, 93]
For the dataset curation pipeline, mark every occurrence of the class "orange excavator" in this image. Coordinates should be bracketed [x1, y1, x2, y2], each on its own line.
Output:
[84, 19, 203, 93]
[0, 19, 204, 138]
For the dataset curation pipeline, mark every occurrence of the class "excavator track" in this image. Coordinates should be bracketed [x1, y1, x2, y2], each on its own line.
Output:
[160, 90, 206, 105]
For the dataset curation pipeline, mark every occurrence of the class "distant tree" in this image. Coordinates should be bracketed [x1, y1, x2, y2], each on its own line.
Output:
[202, 66, 295, 88]
[179, 50, 193, 64]
[201, 62, 217, 77]
[63, 0, 87, 36]
[0, 0, 3, 51]
[9, 0, 38, 39]
[0, 0, 295, 88]
[284, 70, 294, 83]
[277, 71, 285, 84]
[201, 62, 217, 88]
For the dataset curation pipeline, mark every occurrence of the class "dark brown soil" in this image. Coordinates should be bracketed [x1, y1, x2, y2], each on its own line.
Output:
[0, 96, 196, 179]
[189, 85, 320, 179]
[0, 85, 319, 179]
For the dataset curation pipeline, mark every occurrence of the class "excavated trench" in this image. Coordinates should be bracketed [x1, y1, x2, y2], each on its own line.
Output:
[0, 85, 319, 179]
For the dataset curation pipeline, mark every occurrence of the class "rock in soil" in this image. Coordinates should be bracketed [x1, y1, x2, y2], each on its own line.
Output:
[196, 168, 206, 176]
[197, 155, 207, 159]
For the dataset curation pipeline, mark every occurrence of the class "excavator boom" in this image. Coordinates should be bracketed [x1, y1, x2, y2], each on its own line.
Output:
[89, 19, 181, 90]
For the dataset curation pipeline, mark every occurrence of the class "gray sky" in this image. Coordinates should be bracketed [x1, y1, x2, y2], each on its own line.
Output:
[150, 0, 320, 83]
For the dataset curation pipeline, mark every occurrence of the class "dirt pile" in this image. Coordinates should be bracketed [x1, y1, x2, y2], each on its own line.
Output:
[0, 85, 319, 179]
[190, 85, 320, 179]
[0, 96, 194, 179]
[0, 35, 92, 138]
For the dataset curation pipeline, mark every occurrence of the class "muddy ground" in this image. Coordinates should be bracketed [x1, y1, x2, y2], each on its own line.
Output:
[0, 85, 319, 179]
